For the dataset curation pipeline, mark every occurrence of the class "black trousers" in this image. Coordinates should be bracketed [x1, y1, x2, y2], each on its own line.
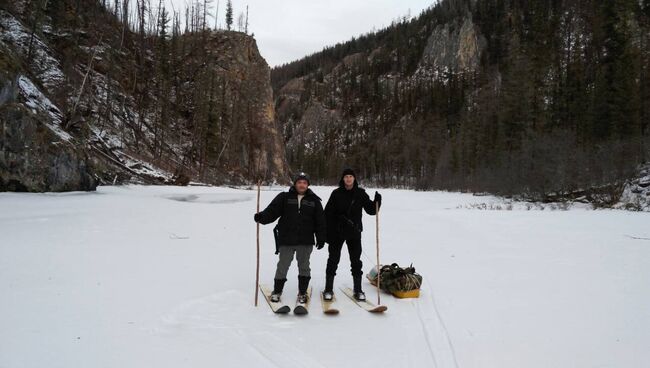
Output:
[326, 237, 363, 277]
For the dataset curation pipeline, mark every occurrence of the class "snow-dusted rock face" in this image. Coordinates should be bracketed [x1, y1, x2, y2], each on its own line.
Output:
[616, 163, 650, 211]
[0, 4, 289, 192]
[0, 70, 95, 191]
[0, 11, 65, 93]
[418, 17, 486, 76]
[0, 22, 96, 192]
[285, 102, 342, 157]
[0, 102, 96, 191]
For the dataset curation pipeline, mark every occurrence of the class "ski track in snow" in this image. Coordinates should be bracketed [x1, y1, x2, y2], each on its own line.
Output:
[417, 282, 460, 368]
[158, 290, 326, 367]
[242, 332, 328, 368]
[362, 245, 457, 367]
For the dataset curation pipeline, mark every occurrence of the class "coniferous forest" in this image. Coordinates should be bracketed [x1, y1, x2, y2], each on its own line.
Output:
[1, 0, 649, 206]
[272, 0, 650, 203]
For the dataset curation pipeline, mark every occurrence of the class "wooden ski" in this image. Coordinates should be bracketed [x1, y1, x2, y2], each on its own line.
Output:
[260, 285, 291, 314]
[341, 287, 387, 313]
[320, 292, 340, 315]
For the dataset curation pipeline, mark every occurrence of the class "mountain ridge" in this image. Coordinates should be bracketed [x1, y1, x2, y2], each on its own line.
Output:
[272, 0, 650, 207]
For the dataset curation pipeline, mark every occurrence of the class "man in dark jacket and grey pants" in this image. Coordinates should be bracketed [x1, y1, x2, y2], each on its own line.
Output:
[323, 168, 381, 301]
[254, 172, 326, 303]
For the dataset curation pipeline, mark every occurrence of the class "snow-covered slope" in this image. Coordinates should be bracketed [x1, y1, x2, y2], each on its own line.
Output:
[0, 4, 289, 191]
[616, 163, 650, 211]
[1, 186, 648, 367]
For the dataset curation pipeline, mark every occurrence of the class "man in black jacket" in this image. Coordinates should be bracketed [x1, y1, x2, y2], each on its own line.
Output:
[254, 172, 326, 303]
[323, 168, 381, 301]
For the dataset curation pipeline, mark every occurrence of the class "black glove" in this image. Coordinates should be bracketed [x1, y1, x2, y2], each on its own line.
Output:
[254, 213, 261, 223]
[374, 191, 382, 203]
[316, 241, 325, 250]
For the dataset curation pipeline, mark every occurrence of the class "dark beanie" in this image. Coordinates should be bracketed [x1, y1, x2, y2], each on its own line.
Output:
[341, 168, 356, 178]
[339, 168, 358, 188]
[293, 172, 310, 185]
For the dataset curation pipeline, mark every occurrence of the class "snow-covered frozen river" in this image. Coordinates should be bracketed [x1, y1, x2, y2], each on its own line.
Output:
[1, 185, 648, 368]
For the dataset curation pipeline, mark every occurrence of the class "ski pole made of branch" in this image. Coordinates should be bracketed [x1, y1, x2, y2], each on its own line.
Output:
[255, 180, 261, 307]
[376, 200, 381, 306]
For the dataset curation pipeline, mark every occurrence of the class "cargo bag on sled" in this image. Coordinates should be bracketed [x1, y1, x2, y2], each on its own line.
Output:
[367, 263, 423, 298]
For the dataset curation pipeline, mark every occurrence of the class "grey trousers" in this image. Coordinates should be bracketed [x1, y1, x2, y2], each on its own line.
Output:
[274, 245, 313, 280]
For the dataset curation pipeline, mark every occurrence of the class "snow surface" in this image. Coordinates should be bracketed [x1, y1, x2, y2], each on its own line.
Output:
[1, 185, 649, 368]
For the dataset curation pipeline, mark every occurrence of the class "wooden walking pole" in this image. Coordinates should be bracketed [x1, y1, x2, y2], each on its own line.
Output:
[255, 180, 261, 307]
[375, 200, 381, 306]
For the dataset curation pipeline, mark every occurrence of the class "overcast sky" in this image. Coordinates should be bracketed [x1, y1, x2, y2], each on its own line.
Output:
[167, 0, 437, 67]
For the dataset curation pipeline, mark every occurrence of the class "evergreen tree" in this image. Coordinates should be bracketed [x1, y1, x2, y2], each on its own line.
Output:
[225, 0, 233, 31]
[593, 0, 640, 140]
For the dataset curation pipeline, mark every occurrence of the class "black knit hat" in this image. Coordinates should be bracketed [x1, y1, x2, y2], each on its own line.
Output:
[293, 171, 310, 185]
[341, 168, 356, 178]
[339, 168, 358, 188]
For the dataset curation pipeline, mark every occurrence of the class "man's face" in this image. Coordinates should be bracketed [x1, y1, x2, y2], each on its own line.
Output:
[295, 179, 309, 194]
[343, 175, 355, 187]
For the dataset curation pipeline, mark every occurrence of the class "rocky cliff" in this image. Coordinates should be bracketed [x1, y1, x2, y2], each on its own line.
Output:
[0, 1, 289, 192]
[274, 7, 489, 183]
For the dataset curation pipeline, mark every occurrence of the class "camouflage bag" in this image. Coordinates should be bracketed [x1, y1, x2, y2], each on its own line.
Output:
[375, 263, 423, 293]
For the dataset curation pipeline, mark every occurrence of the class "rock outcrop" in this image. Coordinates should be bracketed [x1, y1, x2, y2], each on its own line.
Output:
[0, 24, 97, 192]
[0, 102, 97, 192]
[0, 2, 289, 192]
[200, 31, 289, 183]
[273, 13, 488, 183]
[418, 17, 486, 75]
[616, 163, 650, 211]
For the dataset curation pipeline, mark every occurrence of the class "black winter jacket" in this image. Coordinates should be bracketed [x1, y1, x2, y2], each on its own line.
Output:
[324, 181, 380, 243]
[257, 187, 326, 248]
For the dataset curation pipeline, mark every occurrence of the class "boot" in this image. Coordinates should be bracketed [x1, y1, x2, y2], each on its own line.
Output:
[297, 293, 308, 304]
[353, 274, 363, 294]
[271, 278, 286, 302]
[324, 275, 334, 293]
[298, 275, 311, 296]
[323, 291, 335, 302]
[354, 290, 366, 302]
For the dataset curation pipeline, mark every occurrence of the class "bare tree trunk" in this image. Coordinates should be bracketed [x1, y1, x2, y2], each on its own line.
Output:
[27, 0, 49, 60]
[69, 36, 103, 126]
